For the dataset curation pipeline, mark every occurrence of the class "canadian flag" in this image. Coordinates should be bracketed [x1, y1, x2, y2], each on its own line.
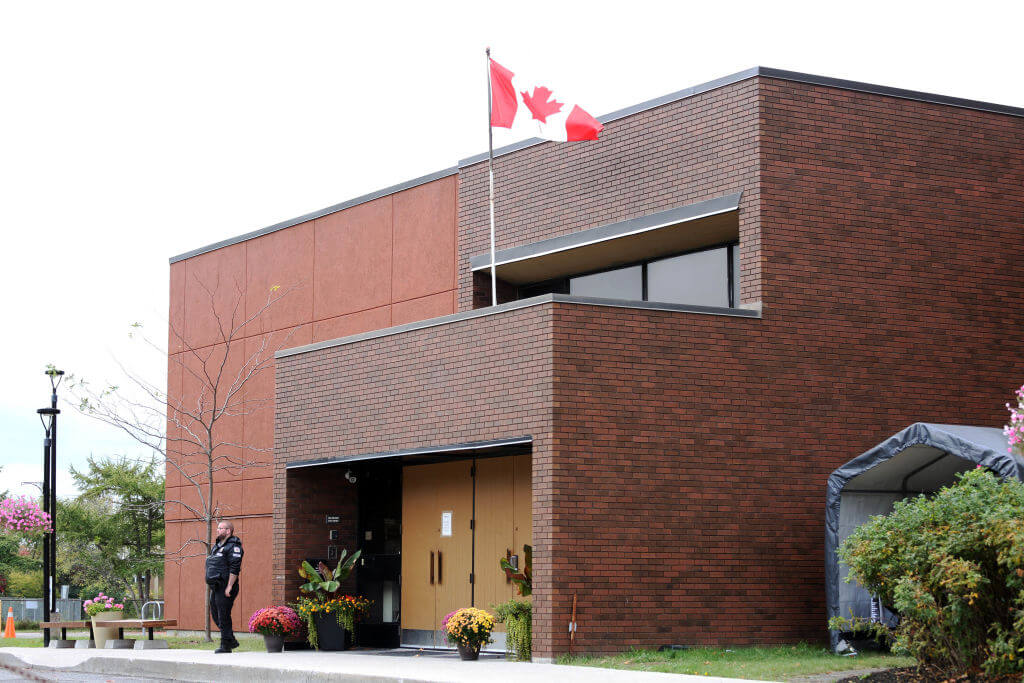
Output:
[489, 58, 603, 142]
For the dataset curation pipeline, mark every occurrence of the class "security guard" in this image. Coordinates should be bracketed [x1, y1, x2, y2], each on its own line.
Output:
[205, 520, 243, 653]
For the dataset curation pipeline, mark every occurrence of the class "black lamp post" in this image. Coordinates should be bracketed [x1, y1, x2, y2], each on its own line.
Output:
[37, 368, 63, 646]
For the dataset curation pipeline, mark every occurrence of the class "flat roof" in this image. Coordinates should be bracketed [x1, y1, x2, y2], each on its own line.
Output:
[171, 67, 1024, 264]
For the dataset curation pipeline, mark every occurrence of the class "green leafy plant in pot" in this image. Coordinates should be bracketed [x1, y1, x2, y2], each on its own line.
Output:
[293, 549, 368, 650]
[495, 545, 533, 660]
[499, 545, 531, 596]
[493, 599, 531, 660]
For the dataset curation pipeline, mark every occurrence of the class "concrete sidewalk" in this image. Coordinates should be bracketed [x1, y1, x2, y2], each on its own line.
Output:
[0, 647, 775, 682]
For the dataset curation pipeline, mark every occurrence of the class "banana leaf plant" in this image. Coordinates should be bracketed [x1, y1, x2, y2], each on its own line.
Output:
[299, 549, 362, 600]
[499, 544, 532, 597]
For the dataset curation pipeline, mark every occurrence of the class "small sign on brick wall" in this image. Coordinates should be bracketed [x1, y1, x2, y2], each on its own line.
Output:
[326, 514, 341, 524]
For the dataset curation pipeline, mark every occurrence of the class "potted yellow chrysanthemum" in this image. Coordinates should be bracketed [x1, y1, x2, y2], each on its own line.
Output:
[442, 607, 494, 661]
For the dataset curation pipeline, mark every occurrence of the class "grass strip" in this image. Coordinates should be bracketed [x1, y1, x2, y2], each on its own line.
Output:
[557, 642, 915, 681]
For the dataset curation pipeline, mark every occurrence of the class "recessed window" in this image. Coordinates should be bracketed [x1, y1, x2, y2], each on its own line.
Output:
[570, 265, 643, 300]
[647, 248, 729, 307]
[518, 242, 739, 308]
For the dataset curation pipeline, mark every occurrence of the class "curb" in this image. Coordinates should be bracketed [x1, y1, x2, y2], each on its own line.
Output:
[0, 652, 403, 683]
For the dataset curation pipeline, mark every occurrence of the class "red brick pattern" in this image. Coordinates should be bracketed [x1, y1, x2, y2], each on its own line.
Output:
[538, 81, 1024, 653]
[283, 467, 359, 598]
[273, 305, 555, 607]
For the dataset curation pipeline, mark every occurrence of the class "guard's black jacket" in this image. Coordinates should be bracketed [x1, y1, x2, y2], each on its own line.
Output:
[205, 535, 243, 587]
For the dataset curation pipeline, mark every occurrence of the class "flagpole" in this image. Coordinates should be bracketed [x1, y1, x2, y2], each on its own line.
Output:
[486, 47, 498, 307]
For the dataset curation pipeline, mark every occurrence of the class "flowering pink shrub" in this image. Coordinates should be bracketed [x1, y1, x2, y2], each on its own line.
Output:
[1006, 385, 1024, 456]
[83, 593, 124, 617]
[248, 606, 302, 638]
[0, 497, 52, 534]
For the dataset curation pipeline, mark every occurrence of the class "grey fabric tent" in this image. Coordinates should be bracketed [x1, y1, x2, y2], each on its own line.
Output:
[825, 423, 1023, 650]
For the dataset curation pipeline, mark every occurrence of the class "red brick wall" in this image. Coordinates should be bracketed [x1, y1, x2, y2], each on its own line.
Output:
[457, 78, 762, 312]
[270, 75, 1024, 659]
[273, 304, 555, 610]
[536, 80, 1024, 653]
[283, 466, 359, 599]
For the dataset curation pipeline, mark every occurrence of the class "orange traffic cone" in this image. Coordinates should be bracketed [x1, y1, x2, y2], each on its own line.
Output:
[3, 608, 14, 638]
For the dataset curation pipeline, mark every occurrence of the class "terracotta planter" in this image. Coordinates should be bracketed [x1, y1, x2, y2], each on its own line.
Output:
[262, 634, 284, 652]
[457, 642, 481, 661]
[90, 610, 123, 649]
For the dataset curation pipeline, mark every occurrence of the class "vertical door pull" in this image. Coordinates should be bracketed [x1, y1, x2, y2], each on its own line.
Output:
[438, 550, 443, 584]
[430, 551, 435, 585]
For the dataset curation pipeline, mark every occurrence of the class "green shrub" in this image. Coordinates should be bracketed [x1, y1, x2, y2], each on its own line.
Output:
[831, 468, 1024, 677]
[5, 570, 43, 598]
[14, 619, 38, 631]
[493, 598, 531, 661]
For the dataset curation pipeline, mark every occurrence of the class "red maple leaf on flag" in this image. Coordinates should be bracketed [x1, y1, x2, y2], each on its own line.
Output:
[520, 86, 563, 123]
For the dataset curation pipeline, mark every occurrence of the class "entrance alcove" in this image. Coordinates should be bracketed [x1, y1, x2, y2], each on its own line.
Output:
[285, 437, 533, 651]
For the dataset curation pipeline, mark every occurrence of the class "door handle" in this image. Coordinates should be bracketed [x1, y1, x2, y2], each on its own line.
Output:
[438, 550, 443, 584]
[430, 551, 434, 585]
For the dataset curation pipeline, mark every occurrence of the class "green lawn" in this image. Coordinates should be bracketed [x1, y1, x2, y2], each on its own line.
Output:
[557, 643, 915, 681]
[0, 632, 264, 652]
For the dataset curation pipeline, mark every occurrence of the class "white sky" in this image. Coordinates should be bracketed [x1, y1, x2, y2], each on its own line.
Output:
[2, 1, 1022, 499]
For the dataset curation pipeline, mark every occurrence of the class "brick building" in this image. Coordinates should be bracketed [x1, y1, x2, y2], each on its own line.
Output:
[166, 67, 1024, 659]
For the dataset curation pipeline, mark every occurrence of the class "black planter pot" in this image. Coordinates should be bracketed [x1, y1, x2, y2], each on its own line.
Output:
[313, 613, 353, 651]
[262, 634, 284, 653]
[457, 642, 481, 661]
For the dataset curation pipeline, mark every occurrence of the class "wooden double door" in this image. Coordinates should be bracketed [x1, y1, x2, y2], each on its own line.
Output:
[400, 455, 531, 647]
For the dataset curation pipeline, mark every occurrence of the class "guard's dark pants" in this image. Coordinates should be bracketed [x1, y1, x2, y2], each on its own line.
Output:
[210, 581, 240, 646]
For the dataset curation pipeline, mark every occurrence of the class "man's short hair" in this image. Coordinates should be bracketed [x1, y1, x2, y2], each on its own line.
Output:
[219, 520, 235, 534]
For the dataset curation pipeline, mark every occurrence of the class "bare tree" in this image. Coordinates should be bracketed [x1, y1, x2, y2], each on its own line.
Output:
[70, 277, 294, 640]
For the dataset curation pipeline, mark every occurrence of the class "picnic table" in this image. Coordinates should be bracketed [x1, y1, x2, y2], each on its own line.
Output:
[92, 619, 177, 649]
[39, 620, 94, 648]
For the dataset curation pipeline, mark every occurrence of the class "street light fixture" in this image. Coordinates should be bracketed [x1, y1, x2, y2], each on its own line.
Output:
[37, 368, 63, 646]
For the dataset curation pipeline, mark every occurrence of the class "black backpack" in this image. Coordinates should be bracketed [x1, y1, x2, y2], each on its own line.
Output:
[205, 546, 228, 586]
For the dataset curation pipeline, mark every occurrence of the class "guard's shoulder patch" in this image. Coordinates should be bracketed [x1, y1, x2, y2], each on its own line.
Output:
[233, 547, 242, 554]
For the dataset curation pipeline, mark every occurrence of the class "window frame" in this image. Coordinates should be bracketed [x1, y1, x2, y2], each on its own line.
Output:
[519, 240, 739, 308]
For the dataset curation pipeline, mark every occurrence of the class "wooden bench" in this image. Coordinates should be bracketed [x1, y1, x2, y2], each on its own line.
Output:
[39, 620, 94, 648]
[92, 619, 177, 649]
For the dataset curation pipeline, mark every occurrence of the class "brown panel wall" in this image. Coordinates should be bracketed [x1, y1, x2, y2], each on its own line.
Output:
[166, 176, 458, 628]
